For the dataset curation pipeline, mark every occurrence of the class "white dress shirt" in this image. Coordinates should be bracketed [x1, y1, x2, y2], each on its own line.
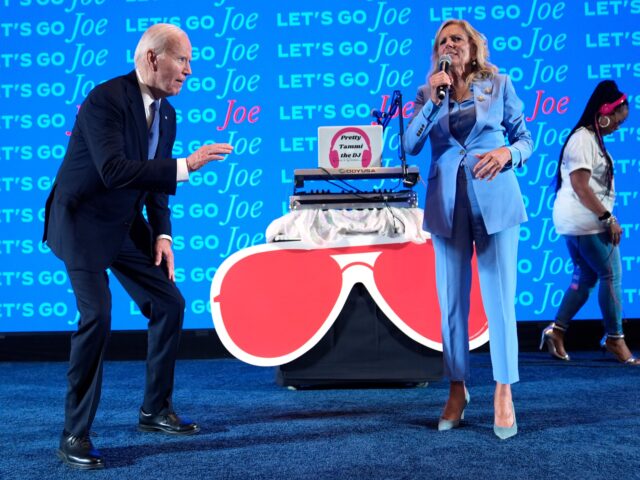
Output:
[136, 70, 190, 244]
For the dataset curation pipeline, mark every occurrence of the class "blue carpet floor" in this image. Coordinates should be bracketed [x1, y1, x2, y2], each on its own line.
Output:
[1, 352, 639, 479]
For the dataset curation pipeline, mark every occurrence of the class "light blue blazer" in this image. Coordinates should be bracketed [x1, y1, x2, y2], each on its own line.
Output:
[404, 74, 533, 238]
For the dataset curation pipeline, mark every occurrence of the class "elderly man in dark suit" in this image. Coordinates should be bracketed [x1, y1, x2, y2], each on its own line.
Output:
[43, 23, 233, 469]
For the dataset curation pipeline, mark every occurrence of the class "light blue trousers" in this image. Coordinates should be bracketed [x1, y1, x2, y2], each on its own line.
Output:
[431, 165, 520, 384]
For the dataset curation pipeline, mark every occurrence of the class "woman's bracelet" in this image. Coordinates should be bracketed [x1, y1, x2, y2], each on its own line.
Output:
[600, 214, 618, 226]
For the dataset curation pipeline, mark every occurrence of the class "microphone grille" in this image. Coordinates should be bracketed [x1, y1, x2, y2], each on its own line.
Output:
[439, 54, 452, 65]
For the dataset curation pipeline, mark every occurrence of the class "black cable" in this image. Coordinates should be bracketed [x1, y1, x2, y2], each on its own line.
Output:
[317, 167, 365, 193]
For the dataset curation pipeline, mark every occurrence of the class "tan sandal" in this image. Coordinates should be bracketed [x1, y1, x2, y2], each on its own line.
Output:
[603, 335, 640, 366]
[539, 323, 570, 361]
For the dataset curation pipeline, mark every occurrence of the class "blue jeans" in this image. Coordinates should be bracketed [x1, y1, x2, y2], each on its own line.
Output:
[555, 233, 623, 336]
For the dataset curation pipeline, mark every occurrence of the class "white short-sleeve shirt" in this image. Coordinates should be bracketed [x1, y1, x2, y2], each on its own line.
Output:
[552, 127, 615, 235]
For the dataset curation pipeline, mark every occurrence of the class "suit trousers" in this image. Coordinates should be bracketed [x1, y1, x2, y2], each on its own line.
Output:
[63, 233, 185, 436]
[431, 165, 520, 385]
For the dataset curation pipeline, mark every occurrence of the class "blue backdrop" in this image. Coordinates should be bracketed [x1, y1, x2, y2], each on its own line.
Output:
[1, 0, 639, 332]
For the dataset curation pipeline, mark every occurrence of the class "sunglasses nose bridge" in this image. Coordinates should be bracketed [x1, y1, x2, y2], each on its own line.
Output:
[334, 253, 383, 308]
[339, 263, 376, 290]
[330, 251, 382, 269]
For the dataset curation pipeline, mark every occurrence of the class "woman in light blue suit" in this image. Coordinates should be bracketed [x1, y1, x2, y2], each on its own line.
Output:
[404, 20, 533, 439]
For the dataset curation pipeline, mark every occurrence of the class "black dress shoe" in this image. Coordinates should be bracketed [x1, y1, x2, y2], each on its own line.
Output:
[57, 431, 105, 470]
[138, 409, 200, 435]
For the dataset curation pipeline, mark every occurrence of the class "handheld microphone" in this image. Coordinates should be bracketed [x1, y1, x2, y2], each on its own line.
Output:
[436, 54, 452, 101]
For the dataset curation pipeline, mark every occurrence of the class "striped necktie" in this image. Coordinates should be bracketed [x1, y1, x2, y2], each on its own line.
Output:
[148, 99, 160, 159]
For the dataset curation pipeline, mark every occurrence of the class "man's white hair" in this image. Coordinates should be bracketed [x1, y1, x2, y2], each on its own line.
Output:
[134, 23, 186, 69]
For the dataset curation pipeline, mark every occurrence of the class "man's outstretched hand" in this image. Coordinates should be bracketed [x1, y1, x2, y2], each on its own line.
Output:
[186, 143, 233, 172]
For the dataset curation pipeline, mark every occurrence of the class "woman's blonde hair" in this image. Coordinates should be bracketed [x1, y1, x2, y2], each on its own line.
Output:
[430, 19, 497, 87]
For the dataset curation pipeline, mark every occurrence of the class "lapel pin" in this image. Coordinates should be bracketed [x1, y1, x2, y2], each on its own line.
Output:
[477, 95, 485, 102]
[483, 87, 492, 94]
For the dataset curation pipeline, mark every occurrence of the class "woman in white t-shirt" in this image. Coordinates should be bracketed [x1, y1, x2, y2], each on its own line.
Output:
[540, 80, 637, 365]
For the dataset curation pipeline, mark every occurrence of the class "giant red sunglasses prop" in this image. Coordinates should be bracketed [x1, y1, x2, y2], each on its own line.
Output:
[211, 238, 488, 366]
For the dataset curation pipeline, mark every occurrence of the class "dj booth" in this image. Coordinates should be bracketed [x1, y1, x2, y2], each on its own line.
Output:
[277, 167, 441, 387]
[210, 166, 489, 388]
[211, 108, 488, 387]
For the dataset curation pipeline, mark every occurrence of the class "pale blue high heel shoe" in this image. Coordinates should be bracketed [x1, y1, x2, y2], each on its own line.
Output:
[438, 388, 470, 431]
[493, 402, 517, 440]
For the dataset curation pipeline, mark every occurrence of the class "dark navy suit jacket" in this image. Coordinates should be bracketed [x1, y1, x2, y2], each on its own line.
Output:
[44, 70, 178, 271]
